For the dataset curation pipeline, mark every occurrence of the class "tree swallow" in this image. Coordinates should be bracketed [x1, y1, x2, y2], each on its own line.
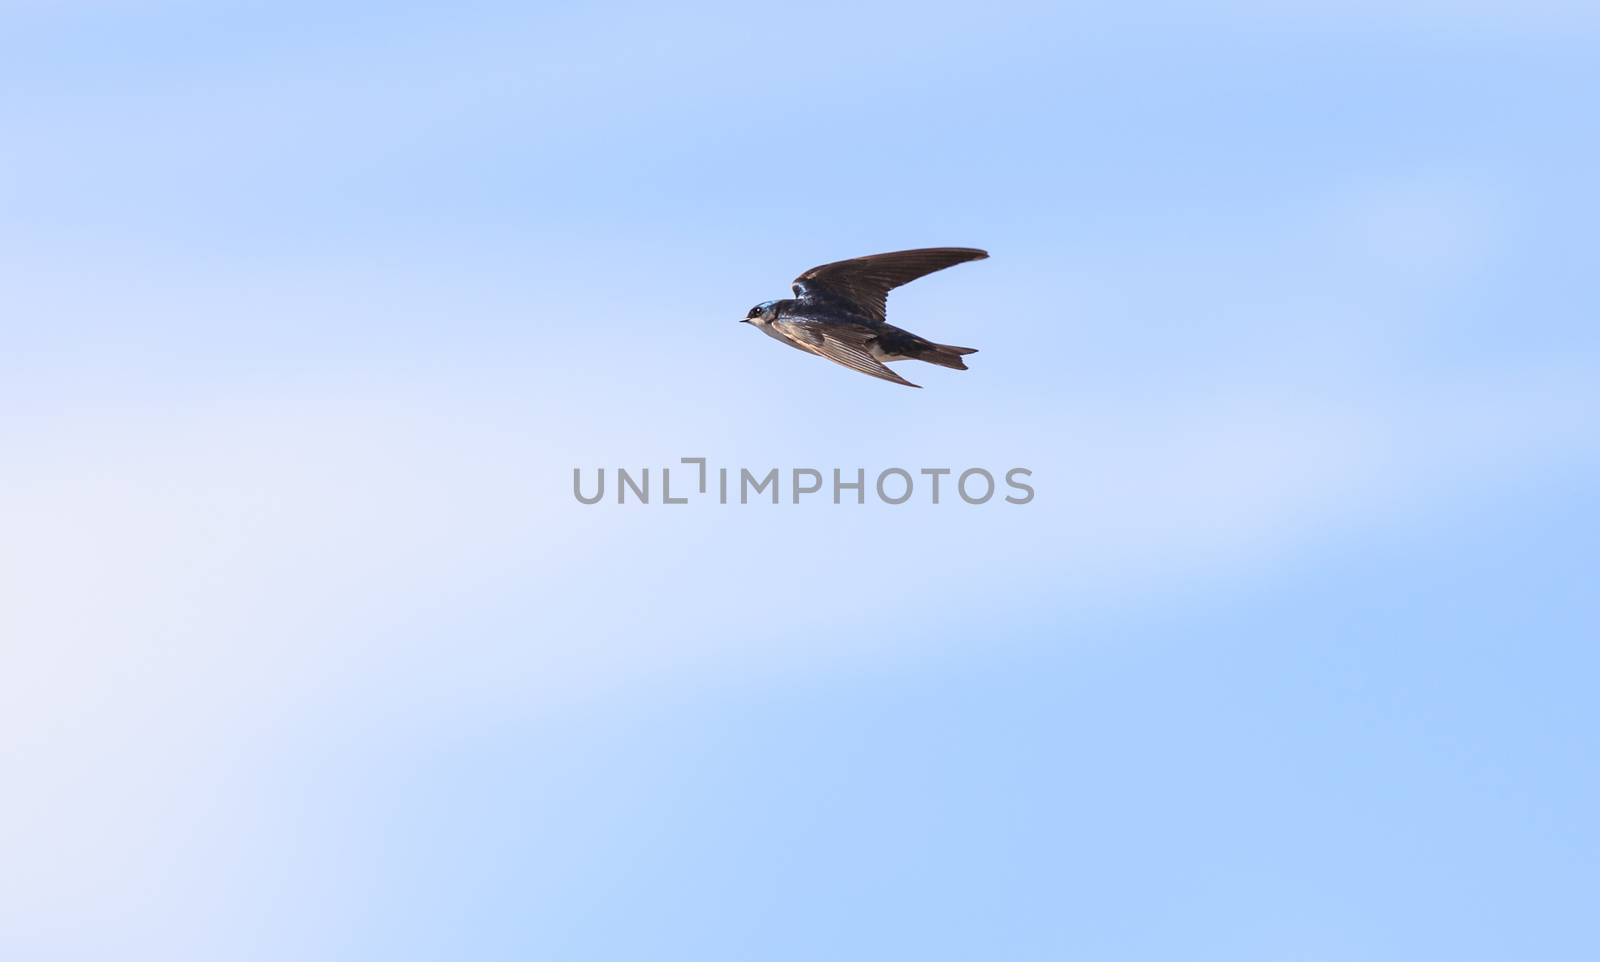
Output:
[740, 247, 987, 388]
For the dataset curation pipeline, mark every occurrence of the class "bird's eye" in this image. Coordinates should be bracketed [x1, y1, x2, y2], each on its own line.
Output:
[747, 307, 761, 318]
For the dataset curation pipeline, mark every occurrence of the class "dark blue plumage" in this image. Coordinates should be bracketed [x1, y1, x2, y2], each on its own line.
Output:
[740, 247, 987, 388]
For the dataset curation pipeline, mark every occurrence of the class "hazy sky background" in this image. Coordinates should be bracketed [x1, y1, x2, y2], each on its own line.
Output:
[3, 2, 1598, 959]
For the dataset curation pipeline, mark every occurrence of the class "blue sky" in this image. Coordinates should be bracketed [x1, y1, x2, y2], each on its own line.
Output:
[2, 2, 1598, 959]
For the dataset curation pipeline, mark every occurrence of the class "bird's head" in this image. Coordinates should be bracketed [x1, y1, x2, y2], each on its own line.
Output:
[741, 301, 778, 326]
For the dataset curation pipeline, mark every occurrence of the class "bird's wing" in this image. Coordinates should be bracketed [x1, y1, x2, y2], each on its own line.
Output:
[773, 318, 922, 389]
[791, 247, 988, 322]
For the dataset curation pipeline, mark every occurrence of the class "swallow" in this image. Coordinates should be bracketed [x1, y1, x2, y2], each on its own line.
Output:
[741, 247, 987, 388]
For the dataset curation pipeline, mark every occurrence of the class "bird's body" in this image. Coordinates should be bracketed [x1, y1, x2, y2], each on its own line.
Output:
[740, 247, 987, 388]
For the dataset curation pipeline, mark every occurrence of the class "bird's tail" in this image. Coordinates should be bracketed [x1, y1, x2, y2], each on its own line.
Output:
[916, 342, 979, 371]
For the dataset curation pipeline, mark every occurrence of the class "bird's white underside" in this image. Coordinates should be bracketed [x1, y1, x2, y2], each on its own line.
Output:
[753, 317, 909, 364]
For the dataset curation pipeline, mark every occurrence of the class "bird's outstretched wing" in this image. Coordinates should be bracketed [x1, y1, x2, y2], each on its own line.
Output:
[773, 318, 921, 388]
[792, 247, 988, 323]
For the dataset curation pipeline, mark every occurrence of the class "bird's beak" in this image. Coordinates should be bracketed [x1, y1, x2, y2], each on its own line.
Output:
[739, 318, 750, 324]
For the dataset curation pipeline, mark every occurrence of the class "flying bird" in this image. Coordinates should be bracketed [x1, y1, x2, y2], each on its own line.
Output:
[740, 247, 987, 388]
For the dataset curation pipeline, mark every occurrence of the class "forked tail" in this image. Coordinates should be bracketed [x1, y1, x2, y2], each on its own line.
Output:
[916, 341, 979, 371]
